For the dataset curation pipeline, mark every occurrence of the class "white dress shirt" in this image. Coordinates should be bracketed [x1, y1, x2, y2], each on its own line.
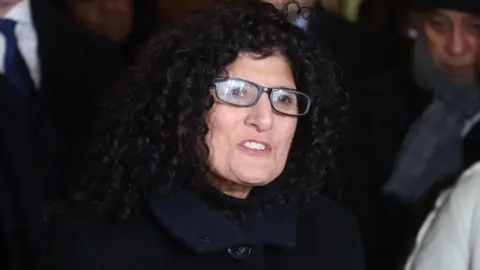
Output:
[406, 161, 480, 270]
[0, 0, 40, 89]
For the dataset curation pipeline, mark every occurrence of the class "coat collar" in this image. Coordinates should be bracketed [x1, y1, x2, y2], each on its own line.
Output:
[149, 188, 297, 254]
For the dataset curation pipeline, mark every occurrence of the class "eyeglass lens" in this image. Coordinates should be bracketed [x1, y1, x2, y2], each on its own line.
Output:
[214, 78, 310, 116]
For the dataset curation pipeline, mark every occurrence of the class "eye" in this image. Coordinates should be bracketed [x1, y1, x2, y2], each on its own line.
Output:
[468, 19, 480, 35]
[228, 87, 247, 97]
[277, 94, 294, 104]
[427, 15, 450, 34]
[273, 90, 299, 106]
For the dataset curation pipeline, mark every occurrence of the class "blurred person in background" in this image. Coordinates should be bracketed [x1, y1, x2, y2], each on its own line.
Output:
[43, 2, 365, 270]
[59, 0, 161, 64]
[405, 32, 480, 270]
[346, 0, 480, 268]
[157, 0, 207, 29]
[262, 0, 390, 91]
[0, 0, 123, 269]
[68, 0, 133, 42]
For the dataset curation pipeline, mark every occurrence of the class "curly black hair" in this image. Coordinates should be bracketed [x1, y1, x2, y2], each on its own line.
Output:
[79, 0, 346, 219]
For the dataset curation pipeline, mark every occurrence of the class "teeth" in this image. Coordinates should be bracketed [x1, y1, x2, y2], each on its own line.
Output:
[243, 141, 267, 151]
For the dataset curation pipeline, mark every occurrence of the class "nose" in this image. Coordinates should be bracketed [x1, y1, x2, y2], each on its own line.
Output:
[445, 26, 471, 57]
[245, 94, 274, 133]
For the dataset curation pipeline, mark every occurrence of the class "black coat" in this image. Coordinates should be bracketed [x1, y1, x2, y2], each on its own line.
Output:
[44, 187, 365, 270]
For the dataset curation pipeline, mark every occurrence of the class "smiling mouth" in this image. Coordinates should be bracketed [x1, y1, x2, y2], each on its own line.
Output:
[239, 140, 272, 154]
[243, 141, 266, 151]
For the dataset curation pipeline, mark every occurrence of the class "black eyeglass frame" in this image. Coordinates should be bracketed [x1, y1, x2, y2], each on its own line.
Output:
[212, 77, 312, 116]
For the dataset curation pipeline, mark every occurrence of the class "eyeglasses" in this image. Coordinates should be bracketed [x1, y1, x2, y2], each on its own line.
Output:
[281, 0, 310, 20]
[212, 77, 311, 116]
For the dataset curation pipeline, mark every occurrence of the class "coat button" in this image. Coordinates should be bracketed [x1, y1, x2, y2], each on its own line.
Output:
[227, 246, 251, 259]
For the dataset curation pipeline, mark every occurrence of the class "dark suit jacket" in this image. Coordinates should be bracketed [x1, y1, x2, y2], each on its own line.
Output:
[31, 0, 124, 200]
[1, 1, 124, 269]
[0, 75, 44, 270]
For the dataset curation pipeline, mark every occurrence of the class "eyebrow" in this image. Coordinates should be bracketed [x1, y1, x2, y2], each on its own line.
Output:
[274, 86, 298, 90]
[223, 76, 298, 91]
[427, 11, 447, 18]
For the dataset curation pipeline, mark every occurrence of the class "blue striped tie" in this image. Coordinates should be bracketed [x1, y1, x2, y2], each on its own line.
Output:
[0, 18, 34, 95]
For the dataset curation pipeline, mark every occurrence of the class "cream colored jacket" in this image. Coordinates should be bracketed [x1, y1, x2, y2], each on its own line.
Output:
[406, 162, 480, 270]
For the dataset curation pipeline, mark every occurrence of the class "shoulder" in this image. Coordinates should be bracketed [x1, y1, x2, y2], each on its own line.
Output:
[405, 163, 480, 270]
[447, 162, 480, 213]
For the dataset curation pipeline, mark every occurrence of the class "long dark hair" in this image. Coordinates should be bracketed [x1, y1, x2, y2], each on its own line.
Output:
[78, 0, 346, 220]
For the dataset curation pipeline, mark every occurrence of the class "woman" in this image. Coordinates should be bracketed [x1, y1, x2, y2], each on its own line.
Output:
[405, 161, 480, 270]
[43, 1, 364, 270]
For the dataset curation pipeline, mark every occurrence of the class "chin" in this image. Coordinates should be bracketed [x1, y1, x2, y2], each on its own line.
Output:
[236, 172, 275, 187]
[448, 76, 476, 85]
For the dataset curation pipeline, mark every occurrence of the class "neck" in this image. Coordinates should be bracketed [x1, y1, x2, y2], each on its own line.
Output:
[208, 174, 251, 199]
[0, 1, 21, 17]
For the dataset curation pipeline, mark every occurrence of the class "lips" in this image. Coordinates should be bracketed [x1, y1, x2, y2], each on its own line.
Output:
[239, 139, 272, 154]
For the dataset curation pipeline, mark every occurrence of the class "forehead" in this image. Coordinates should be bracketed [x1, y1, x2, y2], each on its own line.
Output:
[225, 53, 296, 89]
[428, 9, 480, 21]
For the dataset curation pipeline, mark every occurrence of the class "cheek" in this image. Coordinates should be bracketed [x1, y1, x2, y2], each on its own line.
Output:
[275, 118, 297, 158]
[467, 35, 479, 54]
[205, 105, 243, 162]
[425, 25, 442, 45]
[425, 31, 446, 63]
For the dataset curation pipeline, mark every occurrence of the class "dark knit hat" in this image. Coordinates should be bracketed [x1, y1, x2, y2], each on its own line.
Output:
[417, 0, 480, 14]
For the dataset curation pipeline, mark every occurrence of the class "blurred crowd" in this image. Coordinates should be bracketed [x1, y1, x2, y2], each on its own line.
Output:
[1, 0, 479, 269]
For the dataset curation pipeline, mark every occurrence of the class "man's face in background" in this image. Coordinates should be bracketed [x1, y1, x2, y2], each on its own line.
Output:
[423, 9, 480, 85]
